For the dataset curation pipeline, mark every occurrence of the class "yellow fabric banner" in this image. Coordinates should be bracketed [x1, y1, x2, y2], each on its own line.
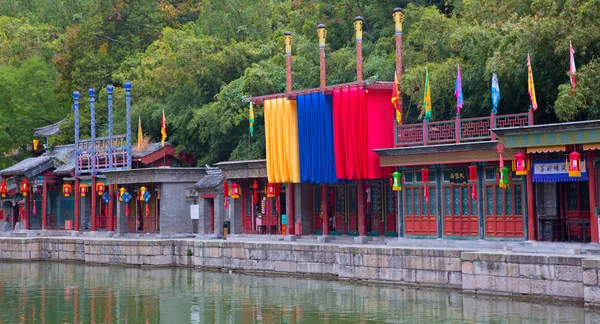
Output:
[264, 98, 300, 183]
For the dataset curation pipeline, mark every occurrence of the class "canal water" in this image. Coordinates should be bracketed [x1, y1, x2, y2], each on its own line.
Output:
[0, 262, 598, 323]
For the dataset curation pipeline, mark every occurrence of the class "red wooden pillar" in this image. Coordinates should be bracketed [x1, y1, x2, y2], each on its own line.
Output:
[42, 176, 48, 229]
[108, 184, 114, 231]
[528, 108, 534, 126]
[74, 177, 80, 231]
[284, 32, 295, 235]
[24, 191, 30, 230]
[358, 180, 366, 236]
[322, 184, 329, 235]
[354, 16, 363, 82]
[588, 151, 598, 243]
[91, 176, 97, 231]
[317, 24, 327, 88]
[490, 112, 497, 141]
[526, 155, 536, 240]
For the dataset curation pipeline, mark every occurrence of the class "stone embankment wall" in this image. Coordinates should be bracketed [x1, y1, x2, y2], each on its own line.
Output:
[2, 238, 600, 305]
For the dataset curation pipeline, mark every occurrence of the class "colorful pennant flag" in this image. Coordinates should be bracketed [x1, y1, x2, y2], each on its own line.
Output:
[392, 72, 402, 124]
[137, 117, 142, 153]
[423, 69, 432, 121]
[455, 65, 463, 116]
[570, 41, 576, 90]
[161, 110, 167, 147]
[249, 102, 255, 137]
[491, 73, 500, 114]
[527, 54, 538, 111]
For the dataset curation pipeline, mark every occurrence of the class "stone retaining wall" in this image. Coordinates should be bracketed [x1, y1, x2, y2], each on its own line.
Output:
[2, 238, 600, 305]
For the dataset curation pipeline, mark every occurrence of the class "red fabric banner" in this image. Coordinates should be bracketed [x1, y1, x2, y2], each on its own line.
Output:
[333, 87, 393, 180]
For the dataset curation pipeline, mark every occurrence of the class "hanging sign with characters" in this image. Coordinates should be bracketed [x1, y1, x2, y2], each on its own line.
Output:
[532, 159, 587, 182]
[446, 168, 467, 183]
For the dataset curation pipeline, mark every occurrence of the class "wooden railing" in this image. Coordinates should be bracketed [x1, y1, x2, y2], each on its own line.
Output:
[76, 134, 129, 174]
[396, 112, 532, 147]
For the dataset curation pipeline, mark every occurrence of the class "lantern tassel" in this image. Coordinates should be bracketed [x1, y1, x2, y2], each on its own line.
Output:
[471, 182, 477, 201]
[146, 203, 149, 216]
[126, 204, 129, 217]
[424, 187, 429, 203]
[224, 197, 229, 210]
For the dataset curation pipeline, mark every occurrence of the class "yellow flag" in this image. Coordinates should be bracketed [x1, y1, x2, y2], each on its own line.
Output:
[527, 54, 538, 111]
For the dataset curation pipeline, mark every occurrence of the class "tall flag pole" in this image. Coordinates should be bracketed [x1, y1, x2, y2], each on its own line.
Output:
[570, 41, 577, 91]
[249, 101, 255, 137]
[392, 72, 402, 124]
[137, 117, 142, 153]
[161, 110, 167, 147]
[527, 54, 538, 111]
[423, 69, 432, 121]
[491, 73, 500, 114]
[454, 64, 463, 116]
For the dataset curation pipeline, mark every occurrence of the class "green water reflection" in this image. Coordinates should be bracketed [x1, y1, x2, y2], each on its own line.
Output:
[0, 262, 598, 323]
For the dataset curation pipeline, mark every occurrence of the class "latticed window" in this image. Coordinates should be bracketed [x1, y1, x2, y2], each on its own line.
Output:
[405, 186, 436, 216]
[485, 184, 523, 216]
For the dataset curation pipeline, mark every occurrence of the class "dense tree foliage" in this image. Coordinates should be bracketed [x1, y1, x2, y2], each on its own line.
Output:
[0, 0, 599, 167]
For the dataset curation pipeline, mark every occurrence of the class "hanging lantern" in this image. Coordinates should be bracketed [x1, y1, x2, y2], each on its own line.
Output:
[498, 166, 510, 189]
[79, 184, 88, 197]
[389, 177, 393, 187]
[568, 151, 582, 177]
[232, 183, 240, 199]
[62, 183, 72, 197]
[513, 152, 527, 176]
[119, 187, 126, 201]
[252, 180, 259, 204]
[392, 171, 402, 191]
[21, 179, 29, 197]
[32, 139, 40, 152]
[0, 180, 7, 198]
[139, 186, 147, 201]
[96, 182, 105, 196]
[468, 166, 477, 182]
[421, 168, 429, 183]
[267, 183, 276, 198]
[223, 181, 229, 197]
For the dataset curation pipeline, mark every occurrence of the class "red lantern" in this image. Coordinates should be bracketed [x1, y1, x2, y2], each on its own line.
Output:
[468, 166, 477, 182]
[0, 180, 7, 198]
[21, 179, 29, 197]
[421, 169, 429, 183]
[62, 183, 72, 197]
[267, 183, 276, 198]
[513, 152, 527, 176]
[231, 183, 240, 199]
[568, 151, 582, 177]
[96, 182, 105, 196]
[252, 180, 259, 204]
[223, 181, 229, 197]
[80, 184, 88, 197]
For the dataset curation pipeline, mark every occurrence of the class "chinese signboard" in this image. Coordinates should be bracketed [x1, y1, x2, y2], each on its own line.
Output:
[532, 160, 588, 182]
[446, 168, 467, 183]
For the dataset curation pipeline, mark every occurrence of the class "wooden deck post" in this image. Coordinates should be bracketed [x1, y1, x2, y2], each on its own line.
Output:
[74, 177, 80, 231]
[91, 176, 97, 231]
[42, 176, 48, 229]
[588, 150, 598, 243]
[284, 31, 295, 235]
[526, 154, 536, 240]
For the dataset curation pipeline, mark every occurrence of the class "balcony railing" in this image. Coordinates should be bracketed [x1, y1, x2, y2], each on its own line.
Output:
[396, 112, 532, 147]
[76, 134, 130, 174]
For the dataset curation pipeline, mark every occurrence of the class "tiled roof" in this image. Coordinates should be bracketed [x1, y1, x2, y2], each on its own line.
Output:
[1, 144, 75, 178]
[194, 167, 223, 189]
[33, 119, 65, 137]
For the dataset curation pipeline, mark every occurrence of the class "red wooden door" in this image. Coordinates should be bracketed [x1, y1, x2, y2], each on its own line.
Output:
[366, 181, 383, 236]
[564, 182, 590, 241]
[484, 183, 524, 237]
[209, 199, 215, 234]
[443, 184, 478, 236]
[242, 192, 254, 233]
[405, 186, 437, 236]
[347, 184, 359, 235]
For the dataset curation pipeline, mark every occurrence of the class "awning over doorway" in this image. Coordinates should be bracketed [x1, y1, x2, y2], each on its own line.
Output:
[532, 159, 588, 182]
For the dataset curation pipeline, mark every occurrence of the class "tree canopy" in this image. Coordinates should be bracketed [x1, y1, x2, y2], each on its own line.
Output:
[1, 0, 599, 167]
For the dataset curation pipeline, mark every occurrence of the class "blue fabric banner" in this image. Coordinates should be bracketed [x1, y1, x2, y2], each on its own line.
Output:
[532, 159, 588, 182]
[297, 93, 338, 184]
